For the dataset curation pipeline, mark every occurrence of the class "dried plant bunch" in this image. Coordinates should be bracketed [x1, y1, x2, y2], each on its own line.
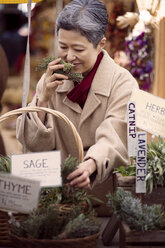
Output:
[35, 55, 83, 83]
[106, 188, 165, 232]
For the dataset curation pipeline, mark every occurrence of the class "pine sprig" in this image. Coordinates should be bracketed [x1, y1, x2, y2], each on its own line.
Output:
[35, 55, 83, 83]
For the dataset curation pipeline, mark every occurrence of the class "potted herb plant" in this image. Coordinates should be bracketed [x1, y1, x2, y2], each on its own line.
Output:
[113, 136, 165, 207]
[10, 204, 101, 248]
[106, 188, 165, 248]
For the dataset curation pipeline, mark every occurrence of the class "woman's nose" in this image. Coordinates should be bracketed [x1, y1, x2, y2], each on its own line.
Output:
[66, 51, 76, 62]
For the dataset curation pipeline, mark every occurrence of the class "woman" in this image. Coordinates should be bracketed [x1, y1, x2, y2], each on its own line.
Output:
[16, 0, 138, 189]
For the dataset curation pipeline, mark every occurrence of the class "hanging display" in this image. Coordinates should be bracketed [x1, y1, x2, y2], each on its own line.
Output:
[117, 0, 161, 91]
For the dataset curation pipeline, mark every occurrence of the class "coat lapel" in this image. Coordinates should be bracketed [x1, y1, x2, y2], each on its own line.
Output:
[79, 50, 114, 126]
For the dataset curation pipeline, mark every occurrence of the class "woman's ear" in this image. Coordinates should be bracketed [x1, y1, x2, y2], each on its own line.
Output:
[98, 37, 106, 52]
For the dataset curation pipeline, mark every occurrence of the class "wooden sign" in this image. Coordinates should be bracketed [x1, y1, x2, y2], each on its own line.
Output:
[11, 151, 62, 187]
[0, 173, 40, 213]
[136, 131, 147, 193]
[127, 101, 137, 157]
[130, 89, 165, 137]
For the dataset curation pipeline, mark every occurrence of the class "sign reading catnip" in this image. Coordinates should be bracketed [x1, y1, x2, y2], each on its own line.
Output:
[127, 101, 137, 157]
[11, 151, 62, 187]
[0, 173, 40, 213]
[130, 89, 165, 137]
[136, 131, 147, 193]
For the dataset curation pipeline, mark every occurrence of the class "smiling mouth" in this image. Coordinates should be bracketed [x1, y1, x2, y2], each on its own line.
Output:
[73, 63, 80, 66]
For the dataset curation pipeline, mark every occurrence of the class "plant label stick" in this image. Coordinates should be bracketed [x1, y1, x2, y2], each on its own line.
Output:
[127, 101, 137, 158]
[136, 131, 147, 193]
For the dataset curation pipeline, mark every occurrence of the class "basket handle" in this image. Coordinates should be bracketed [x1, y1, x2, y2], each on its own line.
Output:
[0, 106, 84, 162]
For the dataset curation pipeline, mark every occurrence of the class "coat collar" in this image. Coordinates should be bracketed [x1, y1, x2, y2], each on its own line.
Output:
[56, 50, 117, 120]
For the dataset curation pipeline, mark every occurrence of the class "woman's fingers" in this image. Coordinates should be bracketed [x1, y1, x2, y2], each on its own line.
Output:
[67, 169, 90, 188]
[50, 72, 68, 82]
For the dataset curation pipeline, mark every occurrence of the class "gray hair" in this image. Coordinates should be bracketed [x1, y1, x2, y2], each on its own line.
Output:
[56, 0, 108, 48]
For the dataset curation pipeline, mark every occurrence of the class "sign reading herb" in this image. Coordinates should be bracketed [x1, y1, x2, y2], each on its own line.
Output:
[130, 89, 165, 137]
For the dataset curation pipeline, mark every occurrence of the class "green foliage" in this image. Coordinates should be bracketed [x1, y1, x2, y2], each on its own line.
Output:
[39, 156, 103, 209]
[11, 205, 99, 240]
[35, 55, 83, 83]
[113, 164, 136, 176]
[0, 155, 10, 173]
[61, 156, 78, 184]
[114, 137, 165, 193]
[146, 136, 165, 193]
[60, 212, 100, 239]
[106, 188, 165, 232]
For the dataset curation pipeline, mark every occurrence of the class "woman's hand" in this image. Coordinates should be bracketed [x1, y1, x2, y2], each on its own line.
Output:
[38, 58, 68, 103]
[66, 158, 96, 189]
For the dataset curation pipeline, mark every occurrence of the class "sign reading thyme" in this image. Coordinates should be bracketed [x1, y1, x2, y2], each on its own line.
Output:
[0, 173, 40, 213]
[11, 151, 62, 187]
[130, 89, 165, 137]
[136, 131, 147, 193]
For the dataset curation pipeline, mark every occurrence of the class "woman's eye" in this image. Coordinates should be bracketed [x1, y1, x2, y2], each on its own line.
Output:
[75, 49, 84, 52]
[60, 47, 67, 50]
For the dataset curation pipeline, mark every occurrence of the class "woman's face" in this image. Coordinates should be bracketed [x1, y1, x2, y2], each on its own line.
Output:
[58, 29, 102, 76]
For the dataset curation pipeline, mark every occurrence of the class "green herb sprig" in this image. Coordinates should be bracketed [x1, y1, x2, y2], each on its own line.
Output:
[0, 155, 11, 173]
[39, 156, 103, 209]
[35, 55, 83, 83]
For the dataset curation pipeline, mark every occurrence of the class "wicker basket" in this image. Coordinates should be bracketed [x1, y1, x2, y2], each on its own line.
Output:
[0, 211, 27, 247]
[0, 106, 84, 247]
[10, 231, 101, 248]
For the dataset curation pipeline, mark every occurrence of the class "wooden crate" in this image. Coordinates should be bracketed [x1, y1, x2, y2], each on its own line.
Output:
[120, 221, 165, 248]
[114, 173, 165, 208]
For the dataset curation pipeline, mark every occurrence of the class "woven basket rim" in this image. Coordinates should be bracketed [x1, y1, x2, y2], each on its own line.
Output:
[0, 106, 84, 162]
[10, 231, 101, 243]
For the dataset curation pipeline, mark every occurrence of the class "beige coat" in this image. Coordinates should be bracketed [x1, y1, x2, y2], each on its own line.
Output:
[16, 50, 138, 187]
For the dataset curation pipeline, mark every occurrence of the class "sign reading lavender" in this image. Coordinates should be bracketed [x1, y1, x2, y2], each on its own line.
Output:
[136, 131, 147, 193]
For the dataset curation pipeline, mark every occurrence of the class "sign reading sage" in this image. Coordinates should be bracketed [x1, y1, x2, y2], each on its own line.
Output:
[136, 131, 147, 193]
[0, 173, 40, 213]
[11, 151, 62, 187]
[131, 89, 165, 137]
[127, 101, 137, 157]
